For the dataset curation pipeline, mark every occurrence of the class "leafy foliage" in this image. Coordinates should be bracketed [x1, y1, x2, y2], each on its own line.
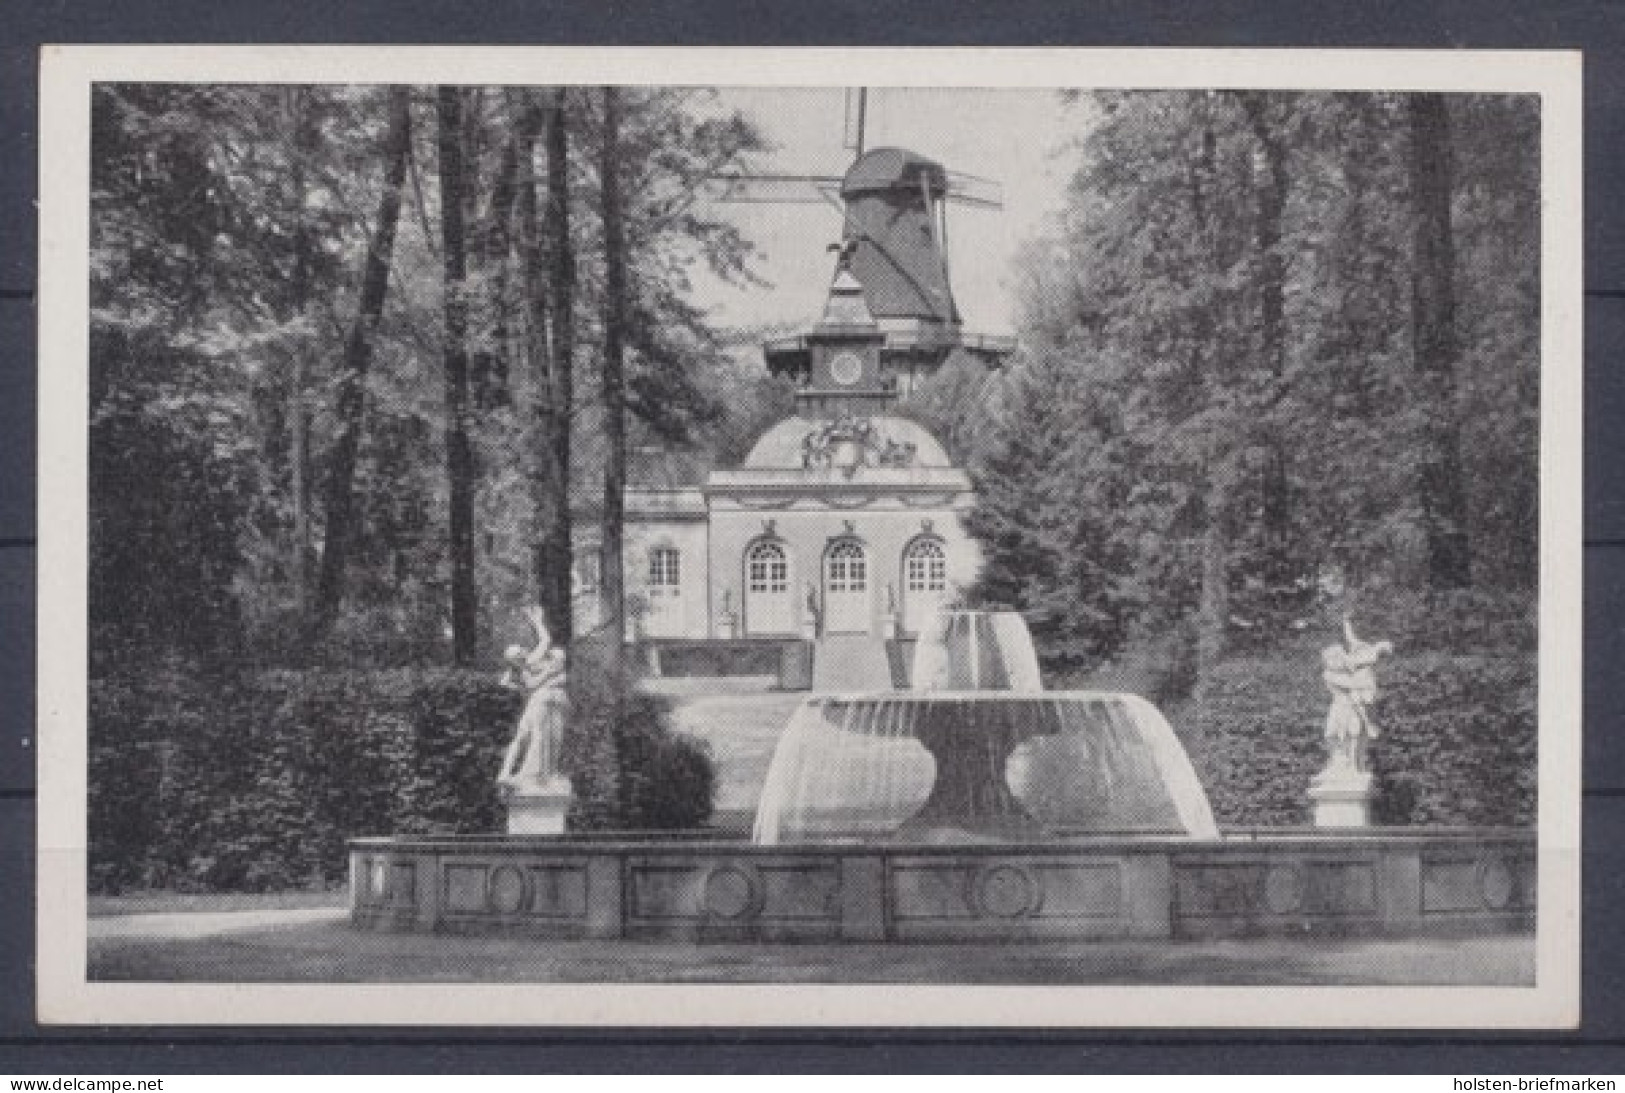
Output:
[87, 666, 715, 893]
[974, 92, 1539, 669]
[89, 84, 766, 670]
[562, 636, 718, 832]
[1192, 637, 1535, 828]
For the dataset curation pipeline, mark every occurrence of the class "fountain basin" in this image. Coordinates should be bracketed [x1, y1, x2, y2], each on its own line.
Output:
[752, 692, 1220, 844]
[349, 829, 1534, 943]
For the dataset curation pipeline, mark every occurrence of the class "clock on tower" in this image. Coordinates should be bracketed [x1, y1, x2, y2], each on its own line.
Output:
[797, 267, 890, 416]
[828, 350, 864, 387]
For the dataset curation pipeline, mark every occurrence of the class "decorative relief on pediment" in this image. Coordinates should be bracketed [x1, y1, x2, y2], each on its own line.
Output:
[800, 414, 919, 474]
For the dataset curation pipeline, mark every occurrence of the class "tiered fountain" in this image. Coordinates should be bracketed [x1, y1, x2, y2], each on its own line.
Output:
[752, 610, 1218, 845]
[349, 611, 1533, 943]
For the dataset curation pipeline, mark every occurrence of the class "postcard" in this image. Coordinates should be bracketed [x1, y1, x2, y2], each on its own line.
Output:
[36, 46, 1582, 1027]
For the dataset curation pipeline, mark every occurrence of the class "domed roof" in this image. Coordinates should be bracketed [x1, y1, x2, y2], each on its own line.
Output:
[742, 414, 955, 470]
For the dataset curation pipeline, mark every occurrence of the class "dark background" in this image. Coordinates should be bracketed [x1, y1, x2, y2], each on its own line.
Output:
[2, 0, 1622, 1073]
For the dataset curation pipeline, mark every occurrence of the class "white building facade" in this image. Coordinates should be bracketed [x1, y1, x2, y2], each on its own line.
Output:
[623, 412, 980, 644]
[593, 148, 1014, 676]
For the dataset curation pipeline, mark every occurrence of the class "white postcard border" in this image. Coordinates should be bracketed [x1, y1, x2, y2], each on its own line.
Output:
[36, 45, 1584, 1028]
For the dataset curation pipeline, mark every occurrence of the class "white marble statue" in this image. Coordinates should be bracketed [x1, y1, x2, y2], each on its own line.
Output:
[497, 606, 570, 796]
[1319, 618, 1394, 776]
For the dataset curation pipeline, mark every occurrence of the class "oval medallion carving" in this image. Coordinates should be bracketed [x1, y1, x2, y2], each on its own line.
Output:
[1478, 857, 1515, 910]
[976, 864, 1041, 919]
[702, 865, 760, 919]
[487, 864, 529, 914]
[1263, 865, 1305, 914]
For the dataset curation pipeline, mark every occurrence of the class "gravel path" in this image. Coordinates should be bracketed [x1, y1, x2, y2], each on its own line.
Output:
[87, 909, 1534, 986]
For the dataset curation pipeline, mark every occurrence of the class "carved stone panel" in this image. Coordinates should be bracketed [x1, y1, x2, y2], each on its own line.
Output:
[627, 859, 840, 922]
[1422, 854, 1534, 914]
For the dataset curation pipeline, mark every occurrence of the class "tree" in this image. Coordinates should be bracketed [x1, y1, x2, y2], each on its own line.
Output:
[1408, 94, 1474, 590]
[309, 86, 414, 647]
[542, 89, 577, 643]
[83, 82, 770, 673]
[88, 85, 289, 668]
[1237, 92, 1300, 617]
[981, 89, 1537, 696]
[436, 85, 479, 664]
[598, 85, 629, 678]
[966, 349, 1130, 670]
[280, 87, 321, 624]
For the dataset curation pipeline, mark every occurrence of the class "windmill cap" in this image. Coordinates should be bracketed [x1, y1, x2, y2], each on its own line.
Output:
[841, 146, 949, 197]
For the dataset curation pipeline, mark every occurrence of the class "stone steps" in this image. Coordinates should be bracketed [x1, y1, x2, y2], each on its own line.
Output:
[811, 634, 895, 691]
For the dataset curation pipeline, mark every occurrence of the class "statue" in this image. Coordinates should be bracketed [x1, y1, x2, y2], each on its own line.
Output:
[1308, 616, 1392, 828]
[1318, 617, 1394, 776]
[877, 438, 917, 468]
[719, 588, 739, 638]
[497, 606, 570, 799]
[802, 419, 838, 469]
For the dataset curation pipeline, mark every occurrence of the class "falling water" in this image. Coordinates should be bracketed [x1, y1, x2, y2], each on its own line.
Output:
[910, 610, 1044, 692]
[752, 610, 1218, 845]
[751, 692, 1219, 843]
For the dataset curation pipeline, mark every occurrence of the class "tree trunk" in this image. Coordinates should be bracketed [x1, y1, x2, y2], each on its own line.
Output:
[475, 111, 521, 412]
[1189, 104, 1229, 697]
[544, 88, 577, 646]
[515, 106, 553, 620]
[308, 85, 411, 645]
[598, 86, 628, 678]
[1408, 94, 1473, 590]
[514, 91, 576, 648]
[284, 87, 318, 626]
[1196, 491, 1230, 701]
[438, 86, 479, 665]
[1240, 94, 1294, 600]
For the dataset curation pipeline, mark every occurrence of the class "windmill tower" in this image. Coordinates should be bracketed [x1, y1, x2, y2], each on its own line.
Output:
[716, 90, 1015, 403]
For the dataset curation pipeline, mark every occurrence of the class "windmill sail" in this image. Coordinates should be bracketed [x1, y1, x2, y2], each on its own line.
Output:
[710, 136, 1016, 377]
[844, 88, 868, 155]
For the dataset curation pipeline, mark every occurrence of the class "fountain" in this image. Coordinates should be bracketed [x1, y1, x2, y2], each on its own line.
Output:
[752, 611, 1218, 844]
[348, 609, 1533, 945]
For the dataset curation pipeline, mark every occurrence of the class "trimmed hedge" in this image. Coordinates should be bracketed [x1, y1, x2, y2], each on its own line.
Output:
[89, 666, 716, 894]
[1191, 644, 1536, 828]
[561, 637, 718, 834]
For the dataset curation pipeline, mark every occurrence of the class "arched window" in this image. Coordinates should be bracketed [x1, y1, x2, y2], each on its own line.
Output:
[901, 536, 949, 635]
[744, 540, 794, 635]
[823, 540, 871, 633]
[904, 537, 947, 593]
[648, 545, 681, 588]
[825, 540, 867, 593]
[746, 540, 789, 594]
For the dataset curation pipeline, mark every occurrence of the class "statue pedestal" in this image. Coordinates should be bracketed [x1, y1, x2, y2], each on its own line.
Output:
[1308, 768, 1373, 828]
[504, 778, 573, 836]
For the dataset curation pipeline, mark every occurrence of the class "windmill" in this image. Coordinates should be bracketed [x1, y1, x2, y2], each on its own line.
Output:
[713, 89, 1015, 382]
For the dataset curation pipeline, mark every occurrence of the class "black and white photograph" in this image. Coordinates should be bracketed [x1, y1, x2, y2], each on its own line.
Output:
[34, 47, 1582, 1027]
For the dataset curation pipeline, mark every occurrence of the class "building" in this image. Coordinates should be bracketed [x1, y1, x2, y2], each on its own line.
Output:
[593, 147, 1014, 685]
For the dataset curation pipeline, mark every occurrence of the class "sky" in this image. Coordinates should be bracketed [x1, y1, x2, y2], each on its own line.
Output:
[688, 88, 1084, 341]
